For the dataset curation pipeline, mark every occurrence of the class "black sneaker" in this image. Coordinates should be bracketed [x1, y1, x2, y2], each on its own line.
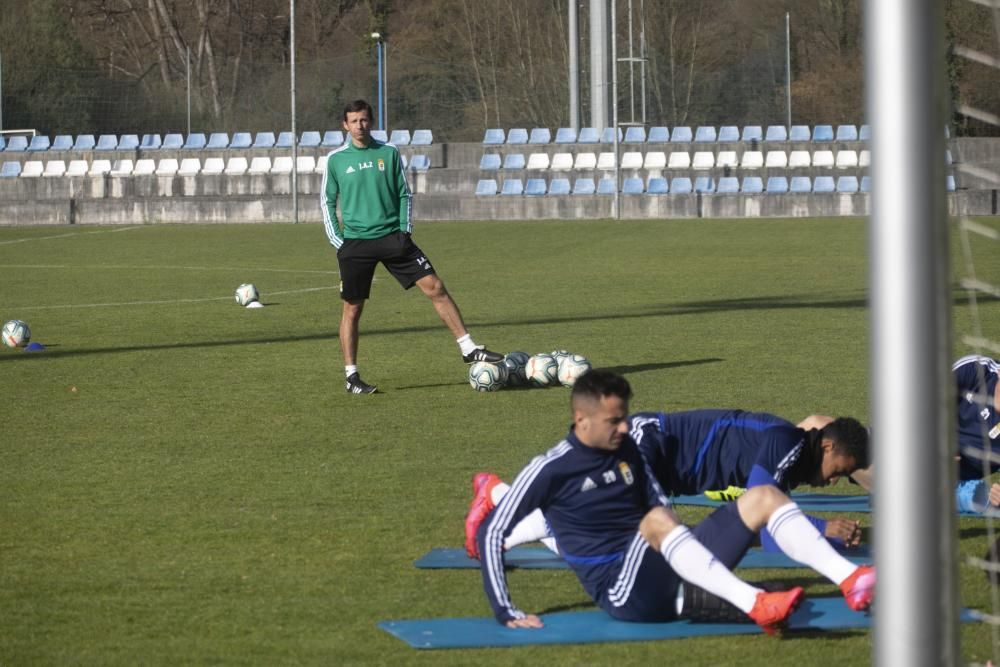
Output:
[345, 372, 378, 394]
[462, 346, 504, 364]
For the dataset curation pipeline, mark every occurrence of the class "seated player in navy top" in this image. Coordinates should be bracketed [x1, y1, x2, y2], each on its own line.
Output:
[477, 370, 875, 634]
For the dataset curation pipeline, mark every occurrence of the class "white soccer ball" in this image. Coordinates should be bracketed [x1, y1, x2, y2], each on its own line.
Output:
[234, 283, 260, 306]
[557, 354, 592, 387]
[2, 319, 30, 348]
[469, 361, 509, 392]
[525, 353, 559, 387]
[502, 351, 531, 386]
[550, 349, 572, 365]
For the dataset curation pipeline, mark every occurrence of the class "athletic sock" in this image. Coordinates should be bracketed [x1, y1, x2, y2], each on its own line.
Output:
[490, 482, 510, 506]
[456, 334, 479, 355]
[345, 365, 358, 379]
[504, 509, 552, 550]
[765, 502, 857, 584]
[659, 525, 760, 613]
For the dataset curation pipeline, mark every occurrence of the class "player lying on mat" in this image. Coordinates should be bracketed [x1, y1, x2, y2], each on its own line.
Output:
[477, 370, 875, 634]
[466, 407, 870, 559]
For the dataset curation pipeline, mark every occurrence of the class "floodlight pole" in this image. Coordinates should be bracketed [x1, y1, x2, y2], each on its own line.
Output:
[611, 0, 619, 220]
[290, 0, 298, 224]
[865, 0, 958, 665]
[785, 13, 792, 130]
[186, 47, 191, 137]
[373, 33, 386, 131]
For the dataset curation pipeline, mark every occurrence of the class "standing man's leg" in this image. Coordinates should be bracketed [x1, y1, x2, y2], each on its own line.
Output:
[338, 239, 379, 395]
[340, 298, 364, 366]
[410, 270, 503, 364]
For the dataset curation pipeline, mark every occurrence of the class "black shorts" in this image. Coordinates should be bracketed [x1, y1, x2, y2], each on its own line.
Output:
[336, 231, 436, 301]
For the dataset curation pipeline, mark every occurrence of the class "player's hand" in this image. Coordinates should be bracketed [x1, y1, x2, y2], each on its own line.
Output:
[825, 518, 862, 547]
[506, 614, 544, 629]
[989, 483, 1000, 507]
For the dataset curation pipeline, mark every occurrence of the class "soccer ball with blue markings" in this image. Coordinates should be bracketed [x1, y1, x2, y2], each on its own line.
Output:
[525, 353, 559, 387]
[557, 354, 592, 387]
[234, 283, 260, 306]
[2, 319, 30, 348]
[469, 361, 508, 392]
[502, 351, 531, 386]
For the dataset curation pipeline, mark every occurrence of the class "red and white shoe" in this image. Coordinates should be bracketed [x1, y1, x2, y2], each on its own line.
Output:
[747, 586, 804, 637]
[840, 565, 875, 611]
[464, 472, 502, 559]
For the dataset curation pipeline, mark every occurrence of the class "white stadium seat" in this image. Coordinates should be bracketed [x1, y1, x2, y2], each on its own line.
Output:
[667, 151, 691, 169]
[178, 158, 202, 176]
[764, 151, 788, 168]
[109, 160, 134, 176]
[550, 153, 574, 170]
[812, 150, 835, 168]
[155, 159, 179, 176]
[43, 161, 67, 177]
[620, 152, 644, 169]
[788, 151, 811, 168]
[526, 153, 550, 170]
[270, 156, 293, 174]
[225, 157, 249, 175]
[201, 158, 225, 175]
[691, 152, 715, 170]
[836, 150, 859, 169]
[89, 160, 112, 176]
[715, 151, 738, 168]
[643, 151, 667, 169]
[296, 156, 317, 173]
[66, 160, 89, 177]
[133, 159, 157, 175]
[248, 157, 272, 174]
[597, 152, 616, 170]
[740, 151, 764, 169]
[858, 150, 871, 168]
[21, 161, 44, 177]
[574, 152, 597, 169]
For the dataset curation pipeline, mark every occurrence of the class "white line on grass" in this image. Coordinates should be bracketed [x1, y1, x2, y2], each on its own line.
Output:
[0, 226, 147, 245]
[10, 285, 340, 310]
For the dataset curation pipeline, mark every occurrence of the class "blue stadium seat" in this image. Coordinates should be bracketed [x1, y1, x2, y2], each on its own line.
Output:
[321, 130, 344, 147]
[524, 178, 547, 195]
[577, 127, 600, 143]
[597, 177, 617, 194]
[475, 179, 498, 196]
[741, 126, 763, 142]
[5, 136, 28, 151]
[764, 125, 787, 142]
[859, 124, 871, 141]
[388, 129, 411, 145]
[207, 132, 230, 149]
[835, 125, 858, 141]
[529, 128, 551, 144]
[693, 176, 715, 193]
[300, 131, 321, 147]
[118, 134, 139, 150]
[741, 176, 764, 193]
[670, 126, 693, 142]
[252, 132, 275, 148]
[183, 133, 207, 150]
[623, 126, 646, 144]
[790, 176, 812, 193]
[506, 128, 528, 144]
[836, 175, 859, 192]
[694, 126, 717, 142]
[1, 161, 21, 177]
[51, 135, 73, 151]
[140, 134, 162, 150]
[946, 175, 956, 192]
[479, 154, 501, 170]
[646, 176, 669, 194]
[601, 127, 623, 143]
[573, 177, 596, 195]
[503, 153, 526, 170]
[860, 175, 871, 192]
[766, 176, 789, 194]
[671, 177, 694, 194]
[647, 126, 670, 143]
[408, 155, 430, 172]
[555, 127, 577, 144]
[622, 177, 644, 194]
[789, 125, 811, 142]
[813, 176, 836, 193]
[96, 134, 119, 150]
[812, 125, 834, 142]
[162, 133, 184, 149]
[276, 131, 296, 148]
[411, 129, 433, 145]
[27, 135, 51, 151]
[716, 177, 740, 193]
[718, 126, 740, 142]
[371, 129, 388, 142]
[501, 178, 524, 195]
[548, 177, 571, 195]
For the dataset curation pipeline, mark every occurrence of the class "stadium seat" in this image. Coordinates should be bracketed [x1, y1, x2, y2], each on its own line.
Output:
[480, 154, 501, 170]
[836, 125, 859, 142]
[322, 130, 345, 147]
[133, 159, 156, 175]
[177, 158, 201, 176]
[200, 158, 224, 175]
[252, 132, 275, 148]
[65, 160, 89, 177]
[276, 131, 296, 148]
[0, 137, 6, 151]
[741, 126, 764, 142]
[371, 129, 388, 143]
[505, 128, 527, 144]
[96, 134, 119, 150]
[667, 151, 691, 169]
[788, 150, 811, 168]
[225, 157, 249, 175]
[388, 129, 411, 145]
[555, 127, 578, 144]
[577, 127, 600, 143]
[315, 154, 328, 174]
[812, 150, 835, 168]
[859, 124, 871, 141]
[20, 160, 43, 177]
[620, 152, 643, 169]
[812, 125, 835, 141]
[183, 133, 207, 150]
[109, 159, 134, 176]
[573, 177, 596, 195]
[835, 150, 858, 169]
[716, 177, 739, 193]
[3, 161, 24, 177]
[597, 177, 617, 194]
[296, 156, 316, 173]
[740, 151, 764, 169]
[248, 157, 272, 174]
[548, 177, 571, 195]
[525, 178, 547, 195]
[501, 178, 524, 195]
[741, 176, 764, 193]
[206, 132, 230, 149]
[836, 176, 859, 192]
[790, 176, 812, 193]
[693, 176, 715, 193]
[400, 154, 409, 169]
[51, 135, 73, 151]
[716, 151, 738, 168]
[694, 126, 717, 142]
[475, 178, 498, 195]
[271, 156, 293, 174]
[789, 125, 811, 142]
[647, 126, 670, 143]
[529, 128, 551, 144]
[140, 134, 162, 150]
[503, 153, 526, 170]
[671, 177, 694, 194]
[643, 151, 667, 169]
[601, 127, 623, 143]
[858, 150, 870, 167]
[691, 151, 715, 170]
[155, 158, 179, 175]
[300, 131, 321, 147]
[623, 126, 646, 143]
[646, 177, 669, 194]
[766, 176, 789, 193]
[597, 152, 616, 170]
[550, 153, 574, 170]
[409, 155, 431, 172]
[945, 149, 954, 165]
[118, 134, 139, 150]
[670, 126, 693, 142]
[28, 135, 51, 151]
[5, 135, 28, 151]
[764, 125, 788, 142]
[622, 177, 644, 194]
[88, 159, 112, 176]
[574, 152, 597, 169]
[765, 150, 788, 168]
[813, 176, 836, 192]
[947, 175, 957, 191]
[42, 160, 66, 177]
[718, 126, 740, 142]
[526, 153, 550, 170]
[162, 133, 184, 149]
[860, 175, 871, 192]
[411, 129, 433, 145]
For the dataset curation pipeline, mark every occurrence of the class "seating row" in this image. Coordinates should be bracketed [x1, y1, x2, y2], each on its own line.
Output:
[0, 154, 431, 178]
[475, 175, 958, 195]
[0, 129, 433, 152]
[482, 124, 875, 145]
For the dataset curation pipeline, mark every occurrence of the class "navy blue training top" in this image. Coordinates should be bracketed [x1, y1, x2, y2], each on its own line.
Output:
[954, 356, 1000, 481]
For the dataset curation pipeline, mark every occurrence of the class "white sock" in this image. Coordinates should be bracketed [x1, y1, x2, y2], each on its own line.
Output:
[345, 365, 358, 378]
[490, 482, 510, 506]
[766, 503, 856, 584]
[504, 509, 552, 550]
[456, 334, 479, 355]
[659, 525, 760, 613]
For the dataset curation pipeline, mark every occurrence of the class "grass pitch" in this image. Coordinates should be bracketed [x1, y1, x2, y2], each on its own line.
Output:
[1, 218, 998, 665]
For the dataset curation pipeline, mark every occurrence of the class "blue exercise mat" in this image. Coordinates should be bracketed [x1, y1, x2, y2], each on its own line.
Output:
[415, 545, 872, 570]
[379, 599, 980, 649]
[672, 492, 997, 517]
